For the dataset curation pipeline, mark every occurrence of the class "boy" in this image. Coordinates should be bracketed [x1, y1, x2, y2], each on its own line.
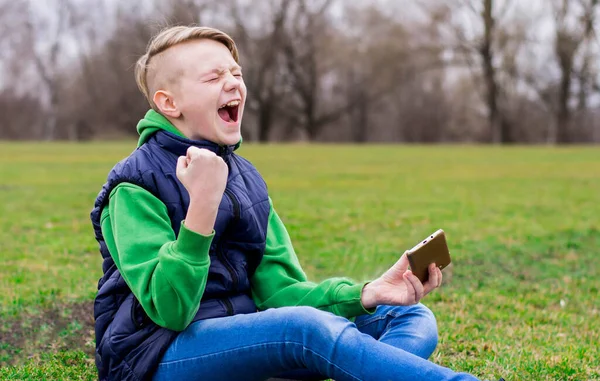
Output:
[91, 25, 485, 381]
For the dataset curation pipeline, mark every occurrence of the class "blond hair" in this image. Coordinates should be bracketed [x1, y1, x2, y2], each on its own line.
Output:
[135, 26, 239, 111]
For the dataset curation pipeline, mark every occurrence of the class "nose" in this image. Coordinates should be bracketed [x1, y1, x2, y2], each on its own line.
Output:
[223, 72, 242, 93]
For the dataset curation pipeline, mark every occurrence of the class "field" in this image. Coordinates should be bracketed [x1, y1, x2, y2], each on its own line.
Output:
[0, 142, 598, 380]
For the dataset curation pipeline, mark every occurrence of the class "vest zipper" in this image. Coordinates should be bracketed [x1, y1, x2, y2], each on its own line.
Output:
[219, 188, 240, 315]
[220, 188, 241, 290]
[217, 245, 239, 291]
[224, 188, 241, 221]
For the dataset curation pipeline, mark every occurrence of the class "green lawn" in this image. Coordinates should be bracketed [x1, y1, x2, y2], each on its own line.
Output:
[0, 142, 598, 380]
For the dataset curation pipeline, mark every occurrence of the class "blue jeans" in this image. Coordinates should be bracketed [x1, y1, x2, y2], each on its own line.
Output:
[153, 304, 480, 381]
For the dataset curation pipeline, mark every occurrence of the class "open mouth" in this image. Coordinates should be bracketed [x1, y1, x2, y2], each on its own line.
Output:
[218, 100, 240, 123]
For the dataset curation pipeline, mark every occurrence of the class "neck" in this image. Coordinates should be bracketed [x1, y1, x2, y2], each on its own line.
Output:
[168, 116, 195, 140]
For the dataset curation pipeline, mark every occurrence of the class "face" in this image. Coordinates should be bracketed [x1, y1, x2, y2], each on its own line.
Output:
[155, 39, 247, 146]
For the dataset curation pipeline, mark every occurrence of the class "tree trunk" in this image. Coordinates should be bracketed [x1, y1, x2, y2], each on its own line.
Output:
[306, 112, 318, 141]
[257, 103, 274, 143]
[481, 0, 504, 144]
[44, 90, 58, 140]
[555, 38, 574, 144]
[352, 92, 369, 143]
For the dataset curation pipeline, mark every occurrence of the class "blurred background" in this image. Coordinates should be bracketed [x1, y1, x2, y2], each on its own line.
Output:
[1, 0, 600, 144]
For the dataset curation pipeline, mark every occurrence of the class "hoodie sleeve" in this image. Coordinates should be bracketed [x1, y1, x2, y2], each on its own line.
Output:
[100, 182, 214, 331]
[250, 198, 374, 318]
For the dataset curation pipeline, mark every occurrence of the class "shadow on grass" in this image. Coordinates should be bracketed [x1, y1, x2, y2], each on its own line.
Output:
[0, 301, 95, 367]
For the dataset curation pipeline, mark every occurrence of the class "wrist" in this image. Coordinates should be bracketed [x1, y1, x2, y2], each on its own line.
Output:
[184, 198, 219, 235]
[360, 282, 378, 309]
[188, 192, 222, 208]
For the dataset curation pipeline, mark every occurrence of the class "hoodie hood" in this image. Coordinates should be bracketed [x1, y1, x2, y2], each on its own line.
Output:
[135, 109, 242, 149]
[136, 110, 185, 147]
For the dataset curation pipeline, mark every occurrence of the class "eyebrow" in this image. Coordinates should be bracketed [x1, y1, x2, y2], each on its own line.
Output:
[206, 65, 243, 76]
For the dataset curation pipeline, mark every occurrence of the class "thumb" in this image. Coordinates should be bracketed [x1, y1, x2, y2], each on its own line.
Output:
[395, 251, 410, 272]
[381, 251, 410, 283]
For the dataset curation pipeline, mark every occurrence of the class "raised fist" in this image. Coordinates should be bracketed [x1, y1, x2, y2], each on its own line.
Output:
[176, 146, 228, 207]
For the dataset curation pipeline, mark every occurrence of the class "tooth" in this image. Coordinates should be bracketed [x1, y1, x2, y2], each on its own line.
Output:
[220, 100, 240, 109]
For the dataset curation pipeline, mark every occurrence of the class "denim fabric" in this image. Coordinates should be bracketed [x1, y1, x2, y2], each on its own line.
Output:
[152, 304, 480, 381]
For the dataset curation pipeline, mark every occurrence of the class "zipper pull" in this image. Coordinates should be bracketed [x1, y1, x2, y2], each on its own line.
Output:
[217, 145, 231, 162]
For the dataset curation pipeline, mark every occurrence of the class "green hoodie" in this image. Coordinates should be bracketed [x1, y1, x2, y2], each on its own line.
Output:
[99, 110, 372, 331]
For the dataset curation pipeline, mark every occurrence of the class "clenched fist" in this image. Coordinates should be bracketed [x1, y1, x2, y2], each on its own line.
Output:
[176, 147, 228, 205]
[176, 147, 228, 235]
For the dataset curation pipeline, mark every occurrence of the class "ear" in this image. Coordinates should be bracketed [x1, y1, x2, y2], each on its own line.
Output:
[153, 90, 181, 118]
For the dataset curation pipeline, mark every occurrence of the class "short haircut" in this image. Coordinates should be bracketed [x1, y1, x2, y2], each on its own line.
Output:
[134, 26, 239, 111]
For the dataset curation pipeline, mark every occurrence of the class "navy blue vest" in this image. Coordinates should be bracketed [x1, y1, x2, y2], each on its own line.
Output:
[90, 131, 270, 380]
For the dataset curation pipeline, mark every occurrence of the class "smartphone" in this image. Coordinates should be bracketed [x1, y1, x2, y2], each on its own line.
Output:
[406, 229, 451, 283]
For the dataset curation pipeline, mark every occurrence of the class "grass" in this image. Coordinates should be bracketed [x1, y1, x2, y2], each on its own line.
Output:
[0, 141, 598, 380]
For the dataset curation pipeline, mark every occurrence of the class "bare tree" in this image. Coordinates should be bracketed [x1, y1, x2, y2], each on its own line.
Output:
[480, 0, 503, 143]
[64, 7, 155, 138]
[224, 0, 293, 142]
[425, 0, 518, 143]
[552, 0, 598, 143]
[279, 0, 338, 141]
[0, 92, 44, 140]
[0, 1, 28, 88]
[280, 0, 418, 142]
[339, 3, 418, 143]
[0, 0, 49, 139]
[23, 0, 77, 140]
[470, 0, 518, 143]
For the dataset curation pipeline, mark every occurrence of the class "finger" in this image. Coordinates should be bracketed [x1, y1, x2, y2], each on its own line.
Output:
[402, 272, 417, 303]
[186, 146, 197, 158]
[423, 263, 440, 294]
[176, 156, 187, 178]
[404, 270, 424, 302]
[437, 268, 443, 288]
[186, 146, 205, 162]
[177, 155, 187, 169]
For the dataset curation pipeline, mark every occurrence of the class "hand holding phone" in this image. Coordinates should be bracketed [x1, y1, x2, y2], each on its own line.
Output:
[406, 229, 452, 283]
[360, 231, 448, 308]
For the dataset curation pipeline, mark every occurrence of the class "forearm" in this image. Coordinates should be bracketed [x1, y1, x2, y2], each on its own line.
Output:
[185, 197, 219, 236]
[251, 198, 373, 318]
[141, 223, 213, 330]
[252, 273, 370, 318]
[143, 196, 219, 328]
